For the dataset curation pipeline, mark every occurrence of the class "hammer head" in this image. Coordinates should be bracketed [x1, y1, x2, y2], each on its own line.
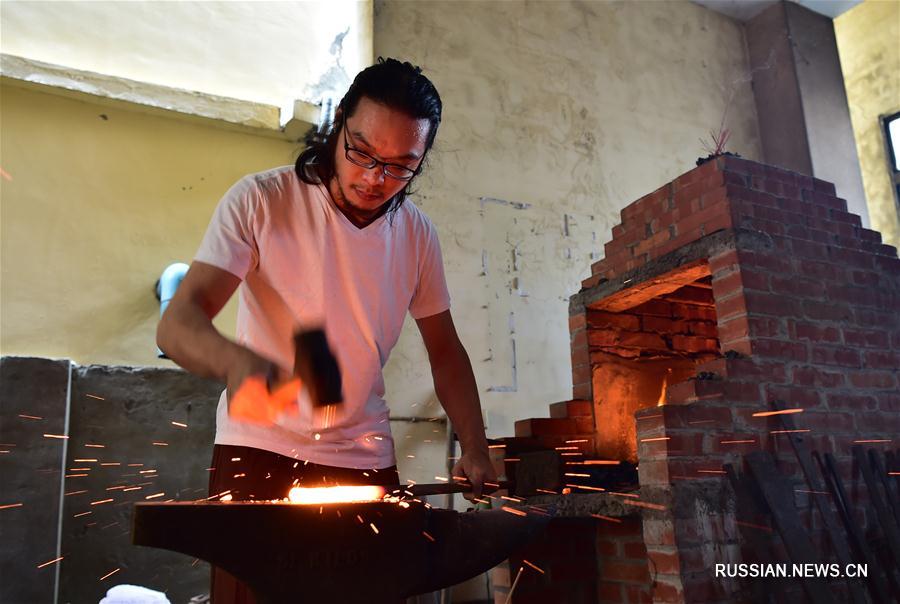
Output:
[293, 328, 343, 407]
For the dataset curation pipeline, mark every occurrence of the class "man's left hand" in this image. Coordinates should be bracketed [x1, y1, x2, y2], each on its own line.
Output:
[451, 448, 498, 500]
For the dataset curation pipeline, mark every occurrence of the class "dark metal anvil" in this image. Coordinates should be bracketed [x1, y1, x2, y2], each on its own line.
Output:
[132, 500, 550, 603]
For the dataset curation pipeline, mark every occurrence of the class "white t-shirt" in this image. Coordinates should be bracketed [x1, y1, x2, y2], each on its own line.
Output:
[194, 165, 451, 469]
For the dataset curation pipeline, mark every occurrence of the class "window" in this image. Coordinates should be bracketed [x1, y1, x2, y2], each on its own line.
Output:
[884, 111, 900, 201]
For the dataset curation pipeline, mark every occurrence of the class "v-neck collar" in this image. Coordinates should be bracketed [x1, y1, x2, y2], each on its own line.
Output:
[315, 183, 390, 234]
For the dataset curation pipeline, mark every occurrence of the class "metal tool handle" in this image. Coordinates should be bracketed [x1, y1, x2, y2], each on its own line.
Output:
[395, 481, 511, 497]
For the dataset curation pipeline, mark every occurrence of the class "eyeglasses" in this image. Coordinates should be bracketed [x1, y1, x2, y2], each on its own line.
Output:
[343, 127, 419, 181]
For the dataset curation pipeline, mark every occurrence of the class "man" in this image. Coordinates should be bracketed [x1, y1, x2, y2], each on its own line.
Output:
[156, 58, 496, 602]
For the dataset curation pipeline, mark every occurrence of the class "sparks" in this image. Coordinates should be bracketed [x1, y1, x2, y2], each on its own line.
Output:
[43, 434, 68, 439]
[422, 531, 435, 542]
[505, 566, 525, 604]
[720, 439, 756, 444]
[85, 444, 105, 448]
[85, 394, 105, 400]
[566, 484, 605, 492]
[770, 429, 810, 434]
[590, 513, 623, 523]
[99, 568, 120, 581]
[152, 442, 168, 446]
[0, 503, 23, 510]
[640, 436, 670, 443]
[752, 408, 803, 417]
[171, 421, 188, 428]
[853, 439, 892, 443]
[90, 499, 113, 506]
[145, 493, 165, 500]
[37, 556, 64, 569]
[501, 506, 527, 517]
[18, 414, 43, 420]
[73, 459, 97, 463]
[369, 523, 379, 534]
[522, 559, 545, 574]
[73, 511, 92, 518]
[623, 499, 666, 511]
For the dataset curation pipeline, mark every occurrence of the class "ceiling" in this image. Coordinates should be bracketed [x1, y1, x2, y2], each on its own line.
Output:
[692, 0, 863, 22]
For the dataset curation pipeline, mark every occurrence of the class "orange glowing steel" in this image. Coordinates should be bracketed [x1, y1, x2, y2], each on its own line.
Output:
[287, 485, 386, 505]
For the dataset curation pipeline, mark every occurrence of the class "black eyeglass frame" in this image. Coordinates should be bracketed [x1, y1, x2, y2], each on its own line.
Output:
[342, 127, 421, 181]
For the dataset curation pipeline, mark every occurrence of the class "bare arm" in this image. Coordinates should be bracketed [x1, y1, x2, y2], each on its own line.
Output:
[156, 261, 281, 398]
[416, 309, 496, 496]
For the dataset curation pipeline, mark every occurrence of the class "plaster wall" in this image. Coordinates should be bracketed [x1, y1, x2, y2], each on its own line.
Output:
[835, 0, 900, 249]
[0, 84, 294, 365]
[375, 0, 762, 443]
[0, 0, 373, 114]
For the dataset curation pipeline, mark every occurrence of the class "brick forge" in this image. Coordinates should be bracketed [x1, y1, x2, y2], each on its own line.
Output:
[499, 156, 899, 604]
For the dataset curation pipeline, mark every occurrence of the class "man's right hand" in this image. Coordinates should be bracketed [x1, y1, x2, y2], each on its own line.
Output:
[225, 347, 297, 424]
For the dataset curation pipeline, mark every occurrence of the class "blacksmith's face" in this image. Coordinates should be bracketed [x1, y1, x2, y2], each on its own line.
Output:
[332, 97, 430, 214]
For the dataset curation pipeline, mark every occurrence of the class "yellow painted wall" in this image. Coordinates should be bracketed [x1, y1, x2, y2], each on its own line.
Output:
[836, 0, 900, 249]
[0, 83, 299, 364]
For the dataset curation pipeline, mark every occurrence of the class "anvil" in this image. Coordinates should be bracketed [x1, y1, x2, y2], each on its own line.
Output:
[132, 499, 549, 603]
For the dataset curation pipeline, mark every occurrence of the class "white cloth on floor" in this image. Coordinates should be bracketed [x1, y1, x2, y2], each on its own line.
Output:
[98, 584, 171, 604]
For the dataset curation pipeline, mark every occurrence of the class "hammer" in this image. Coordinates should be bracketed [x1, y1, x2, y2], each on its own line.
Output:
[293, 327, 343, 407]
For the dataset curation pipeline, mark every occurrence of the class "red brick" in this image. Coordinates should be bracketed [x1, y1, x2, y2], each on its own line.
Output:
[587, 310, 640, 330]
[515, 418, 579, 437]
[797, 259, 847, 281]
[764, 385, 823, 409]
[671, 334, 719, 354]
[632, 299, 674, 317]
[744, 290, 802, 317]
[572, 363, 592, 385]
[596, 538, 619, 557]
[641, 519, 676, 547]
[849, 371, 897, 389]
[715, 294, 747, 321]
[825, 393, 877, 411]
[568, 313, 586, 332]
[877, 393, 900, 412]
[811, 345, 861, 368]
[600, 561, 651, 584]
[752, 338, 809, 362]
[622, 541, 648, 560]
[716, 316, 749, 344]
[671, 303, 717, 321]
[794, 411, 857, 433]
[624, 583, 654, 604]
[802, 300, 852, 322]
[647, 548, 680, 574]
[573, 383, 591, 401]
[863, 351, 900, 370]
[708, 249, 740, 273]
[685, 320, 718, 337]
[789, 321, 841, 343]
[791, 366, 845, 388]
[598, 580, 624, 603]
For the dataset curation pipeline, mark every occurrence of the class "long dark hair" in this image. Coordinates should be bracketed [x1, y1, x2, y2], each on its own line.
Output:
[295, 57, 442, 218]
